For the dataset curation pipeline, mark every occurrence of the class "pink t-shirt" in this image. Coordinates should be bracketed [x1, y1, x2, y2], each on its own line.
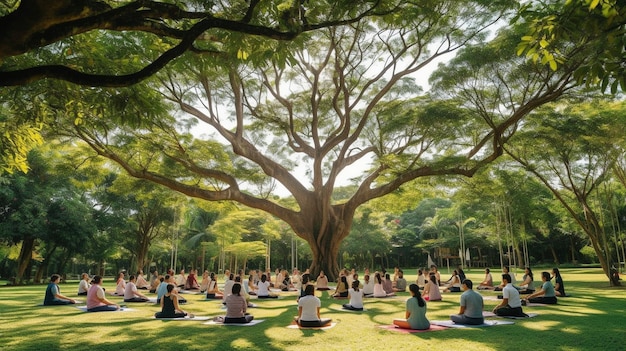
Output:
[87, 285, 106, 309]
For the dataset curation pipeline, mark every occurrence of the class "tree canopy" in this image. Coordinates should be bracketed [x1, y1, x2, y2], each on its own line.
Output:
[0, 0, 393, 87]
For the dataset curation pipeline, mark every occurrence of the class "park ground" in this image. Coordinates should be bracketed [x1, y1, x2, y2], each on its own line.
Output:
[0, 267, 623, 351]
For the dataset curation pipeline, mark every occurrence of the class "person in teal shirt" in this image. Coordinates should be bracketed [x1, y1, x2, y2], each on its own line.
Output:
[393, 284, 430, 330]
[524, 272, 557, 305]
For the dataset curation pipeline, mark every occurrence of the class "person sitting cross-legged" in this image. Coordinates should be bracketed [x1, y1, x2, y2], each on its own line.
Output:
[223, 283, 254, 324]
[492, 273, 527, 317]
[392, 284, 430, 330]
[124, 275, 150, 302]
[342, 280, 364, 311]
[296, 284, 332, 327]
[87, 275, 120, 312]
[523, 271, 557, 305]
[155, 284, 190, 319]
[450, 279, 484, 325]
[43, 274, 76, 305]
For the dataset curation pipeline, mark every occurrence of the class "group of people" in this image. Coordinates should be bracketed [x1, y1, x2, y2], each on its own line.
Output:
[43, 264, 567, 328]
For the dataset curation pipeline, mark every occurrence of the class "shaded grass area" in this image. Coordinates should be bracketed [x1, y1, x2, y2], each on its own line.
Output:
[0, 269, 623, 351]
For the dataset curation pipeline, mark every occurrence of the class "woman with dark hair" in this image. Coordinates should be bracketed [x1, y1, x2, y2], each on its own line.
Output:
[256, 274, 278, 298]
[518, 267, 535, 294]
[422, 274, 442, 301]
[382, 273, 395, 295]
[296, 284, 332, 327]
[155, 284, 189, 318]
[343, 280, 364, 311]
[393, 284, 430, 330]
[372, 272, 387, 298]
[524, 272, 557, 305]
[333, 275, 349, 298]
[224, 283, 254, 323]
[206, 272, 223, 299]
[87, 275, 119, 312]
[477, 268, 494, 290]
[552, 268, 566, 296]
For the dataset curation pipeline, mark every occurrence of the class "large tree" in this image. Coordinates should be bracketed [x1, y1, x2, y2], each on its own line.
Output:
[56, 1, 597, 280]
[505, 98, 626, 285]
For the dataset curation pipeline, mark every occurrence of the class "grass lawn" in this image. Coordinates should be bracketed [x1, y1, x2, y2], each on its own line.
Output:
[0, 268, 623, 351]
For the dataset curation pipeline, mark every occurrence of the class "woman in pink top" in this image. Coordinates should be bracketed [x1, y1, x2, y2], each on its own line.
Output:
[422, 274, 442, 301]
[87, 276, 119, 312]
[114, 272, 126, 295]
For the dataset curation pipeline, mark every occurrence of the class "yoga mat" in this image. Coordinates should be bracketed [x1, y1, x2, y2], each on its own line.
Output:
[202, 319, 265, 326]
[287, 322, 337, 330]
[75, 305, 136, 312]
[378, 324, 448, 333]
[431, 320, 514, 328]
[152, 316, 212, 321]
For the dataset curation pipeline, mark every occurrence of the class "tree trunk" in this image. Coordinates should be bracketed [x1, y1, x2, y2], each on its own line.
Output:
[306, 229, 342, 282]
[16, 236, 36, 284]
[35, 244, 58, 284]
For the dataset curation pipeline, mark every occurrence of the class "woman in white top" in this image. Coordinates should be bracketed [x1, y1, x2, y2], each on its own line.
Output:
[77, 273, 91, 295]
[256, 274, 278, 298]
[206, 272, 223, 299]
[114, 272, 126, 296]
[199, 270, 210, 293]
[416, 269, 426, 290]
[372, 272, 387, 297]
[296, 284, 331, 327]
[477, 268, 494, 290]
[343, 280, 364, 310]
[362, 274, 375, 296]
[315, 271, 330, 290]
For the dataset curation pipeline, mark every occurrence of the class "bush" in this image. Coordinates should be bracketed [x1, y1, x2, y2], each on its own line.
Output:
[579, 246, 598, 264]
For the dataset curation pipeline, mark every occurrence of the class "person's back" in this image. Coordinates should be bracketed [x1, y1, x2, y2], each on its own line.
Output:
[223, 279, 235, 296]
[427, 279, 442, 301]
[156, 280, 168, 302]
[462, 289, 483, 318]
[503, 283, 521, 307]
[406, 295, 429, 329]
[298, 294, 320, 321]
[347, 288, 364, 309]
[395, 277, 407, 292]
[362, 276, 374, 295]
[224, 293, 247, 318]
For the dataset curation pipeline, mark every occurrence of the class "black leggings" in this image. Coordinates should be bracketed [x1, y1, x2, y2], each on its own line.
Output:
[298, 319, 332, 327]
[528, 296, 557, 304]
[224, 315, 254, 324]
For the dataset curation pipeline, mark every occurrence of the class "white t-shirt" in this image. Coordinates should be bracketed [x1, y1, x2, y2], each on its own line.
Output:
[298, 295, 320, 321]
[503, 283, 522, 308]
[223, 280, 235, 296]
[78, 279, 90, 294]
[124, 282, 138, 300]
[257, 281, 271, 296]
[362, 279, 375, 295]
[348, 288, 364, 309]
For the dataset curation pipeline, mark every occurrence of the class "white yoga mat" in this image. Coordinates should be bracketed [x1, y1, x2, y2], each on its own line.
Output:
[431, 320, 514, 328]
[287, 322, 337, 330]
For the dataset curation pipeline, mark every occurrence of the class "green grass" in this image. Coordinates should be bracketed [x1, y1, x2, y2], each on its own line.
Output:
[0, 268, 623, 351]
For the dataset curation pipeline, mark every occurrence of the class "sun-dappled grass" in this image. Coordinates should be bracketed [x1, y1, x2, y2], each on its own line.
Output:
[0, 268, 623, 351]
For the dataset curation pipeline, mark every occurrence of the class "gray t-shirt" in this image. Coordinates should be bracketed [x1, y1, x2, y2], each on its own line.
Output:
[460, 289, 484, 318]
